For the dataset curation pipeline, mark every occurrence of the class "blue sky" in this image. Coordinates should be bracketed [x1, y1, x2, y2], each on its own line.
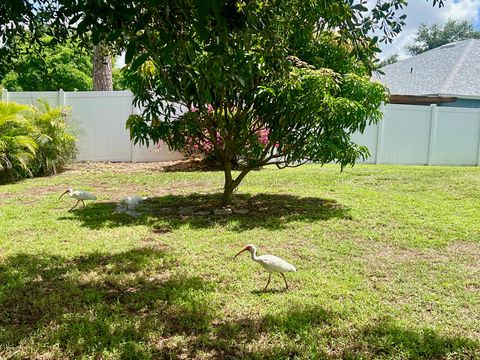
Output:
[375, 0, 480, 59]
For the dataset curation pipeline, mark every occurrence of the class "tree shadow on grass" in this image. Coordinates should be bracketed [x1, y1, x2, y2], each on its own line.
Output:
[0, 248, 216, 358]
[156, 307, 480, 359]
[57, 193, 351, 232]
[352, 320, 480, 359]
[1, 248, 478, 358]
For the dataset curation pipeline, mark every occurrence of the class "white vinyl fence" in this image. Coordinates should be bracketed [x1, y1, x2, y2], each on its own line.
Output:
[351, 104, 480, 165]
[1, 89, 183, 162]
[2, 90, 480, 165]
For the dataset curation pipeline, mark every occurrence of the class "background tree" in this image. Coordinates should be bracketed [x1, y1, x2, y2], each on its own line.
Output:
[0, 3, 124, 91]
[378, 53, 399, 68]
[0, 35, 93, 91]
[93, 42, 113, 91]
[407, 19, 480, 55]
[0, 33, 127, 91]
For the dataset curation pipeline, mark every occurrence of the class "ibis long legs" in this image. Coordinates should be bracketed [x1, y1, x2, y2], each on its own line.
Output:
[263, 273, 272, 291]
[69, 199, 87, 211]
[280, 273, 289, 290]
[70, 200, 80, 211]
[262, 273, 290, 291]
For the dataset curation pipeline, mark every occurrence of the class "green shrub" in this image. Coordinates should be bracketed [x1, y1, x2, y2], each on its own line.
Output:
[0, 101, 77, 183]
[0, 102, 38, 181]
[30, 101, 77, 176]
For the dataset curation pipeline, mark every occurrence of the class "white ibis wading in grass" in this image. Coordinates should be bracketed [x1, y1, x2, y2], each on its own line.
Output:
[233, 244, 297, 291]
[59, 188, 97, 210]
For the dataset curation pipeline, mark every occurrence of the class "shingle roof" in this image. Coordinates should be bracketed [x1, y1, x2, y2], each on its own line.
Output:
[375, 39, 480, 98]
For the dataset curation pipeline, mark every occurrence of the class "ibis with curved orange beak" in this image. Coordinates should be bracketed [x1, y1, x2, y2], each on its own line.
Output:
[59, 188, 97, 210]
[234, 244, 297, 291]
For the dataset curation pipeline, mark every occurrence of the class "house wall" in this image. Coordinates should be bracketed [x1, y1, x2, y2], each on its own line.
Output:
[439, 98, 480, 108]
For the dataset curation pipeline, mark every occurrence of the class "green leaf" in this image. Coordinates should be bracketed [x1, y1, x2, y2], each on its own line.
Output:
[125, 41, 138, 65]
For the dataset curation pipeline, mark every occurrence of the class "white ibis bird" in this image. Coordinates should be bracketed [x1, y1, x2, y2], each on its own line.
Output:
[121, 195, 145, 209]
[59, 188, 97, 210]
[233, 244, 297, 291]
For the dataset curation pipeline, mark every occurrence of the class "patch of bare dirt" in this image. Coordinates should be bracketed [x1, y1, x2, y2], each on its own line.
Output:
[89, 183, 173, 198]
[34, 185, 67, 196]
[8, 185, 67, 205]
[62, 159, 216, 175]
[359, 240, 480, 266]
[0, 192, 15, 199]
[358, 240, 480, 293]
[64, 161, 166, 174]
[141, 237, 170, 251]
[446, 241, 480, 261]
[152, 227, 172, 235]
[162, 159, 220, 172]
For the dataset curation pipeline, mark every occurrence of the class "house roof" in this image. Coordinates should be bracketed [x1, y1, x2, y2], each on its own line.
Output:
[375, 39, 480, 99]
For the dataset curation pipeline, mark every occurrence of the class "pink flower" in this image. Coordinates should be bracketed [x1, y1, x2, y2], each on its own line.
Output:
[190, 105, 199, 112]
[207, 104, 214, 113]
[257, 129, 270, 146]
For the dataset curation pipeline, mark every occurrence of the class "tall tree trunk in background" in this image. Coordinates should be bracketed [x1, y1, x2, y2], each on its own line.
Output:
[93, 42, 113, 91]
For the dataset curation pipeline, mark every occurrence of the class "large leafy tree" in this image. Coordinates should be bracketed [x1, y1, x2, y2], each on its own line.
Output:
[0, 35, 93, 91]
[0, 33, 126, 91]
[0, 5, 123, 91]
[407, 19, 480, 55]
[1, 0, 445, 204]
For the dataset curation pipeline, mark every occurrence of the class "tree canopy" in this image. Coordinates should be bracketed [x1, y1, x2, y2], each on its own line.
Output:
[1, 0, 445, 204]
[407, 19, 480, 55]
[0, 35, 127, 91]
[0, 35, 93, 91]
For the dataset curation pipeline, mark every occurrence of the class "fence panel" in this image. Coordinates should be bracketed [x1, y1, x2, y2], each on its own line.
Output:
[2, 90, 480, 165]
[7, 91, 60, 107]
[2, 90, 184, 162]
[430, 107, 480, 165]
[378, 105, 432, 164]
[350, 120, 379, 164]
[131, 144, 184, 162]
[131, 103, 185, 162]
[65, 91, 134, 161]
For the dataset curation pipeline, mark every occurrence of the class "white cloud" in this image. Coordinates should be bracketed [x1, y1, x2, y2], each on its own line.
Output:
[368, 0, 480, 59]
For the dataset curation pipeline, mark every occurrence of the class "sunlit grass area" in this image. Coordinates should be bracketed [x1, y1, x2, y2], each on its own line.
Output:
[0, 163, 479, 359]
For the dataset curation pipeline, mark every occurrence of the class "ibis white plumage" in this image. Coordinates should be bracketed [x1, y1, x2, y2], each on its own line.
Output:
[121, 195, 145, 209]
[234, 244, 297, 291]
[59, 188, 97, 210]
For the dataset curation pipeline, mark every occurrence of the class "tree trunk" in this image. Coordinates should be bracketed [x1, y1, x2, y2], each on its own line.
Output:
[222, 185, 234, 205]
[222, 161, 235, 205]
[93, 42, 113, 91]
[222, 162, 253, 205]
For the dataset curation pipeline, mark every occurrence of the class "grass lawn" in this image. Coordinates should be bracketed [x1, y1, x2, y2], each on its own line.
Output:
[0, 163, 479, 359]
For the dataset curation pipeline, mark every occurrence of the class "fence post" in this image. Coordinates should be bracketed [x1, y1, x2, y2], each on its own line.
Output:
[130, 91, 135, 163]
[477, 109, 480, 166]
[58, 89, 65, 106]
[427, 104, 437, 165]
[375, 103, 385, 164]
[1, 89, 8, 103]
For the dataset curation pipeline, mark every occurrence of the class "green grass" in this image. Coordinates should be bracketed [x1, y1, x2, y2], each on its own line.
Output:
[0, 163, 479, 359]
